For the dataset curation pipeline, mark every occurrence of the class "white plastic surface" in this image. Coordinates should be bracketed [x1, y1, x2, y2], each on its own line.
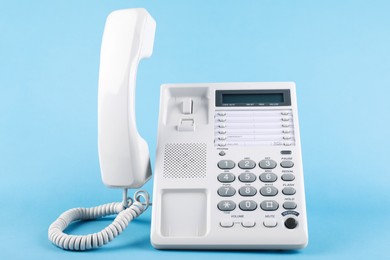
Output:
[98, 9, 155, 188]
[151, 82, 308, 250]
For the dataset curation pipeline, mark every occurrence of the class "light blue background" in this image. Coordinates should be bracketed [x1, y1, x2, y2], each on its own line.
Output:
[1, 0, 389, 259]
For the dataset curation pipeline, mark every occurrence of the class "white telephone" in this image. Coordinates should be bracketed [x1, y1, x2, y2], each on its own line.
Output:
[48, 8, 308, 251]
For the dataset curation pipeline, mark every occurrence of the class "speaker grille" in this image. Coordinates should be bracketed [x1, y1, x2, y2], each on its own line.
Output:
[163, 143, 207, 178]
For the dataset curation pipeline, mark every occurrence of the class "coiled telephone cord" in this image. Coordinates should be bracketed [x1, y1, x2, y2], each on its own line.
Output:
[48, 190, 150, 251]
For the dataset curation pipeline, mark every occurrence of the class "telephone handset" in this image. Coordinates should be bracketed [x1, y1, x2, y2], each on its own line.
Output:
[98, 8, 155, 188]
[48, 9, 156, 251]
[49, 8, 308, 251]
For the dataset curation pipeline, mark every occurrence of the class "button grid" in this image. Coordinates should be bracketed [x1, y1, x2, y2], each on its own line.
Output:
[217, 157, 298, 228]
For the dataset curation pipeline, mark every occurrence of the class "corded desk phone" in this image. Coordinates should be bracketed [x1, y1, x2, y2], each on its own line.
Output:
[48, 8, 308, 251]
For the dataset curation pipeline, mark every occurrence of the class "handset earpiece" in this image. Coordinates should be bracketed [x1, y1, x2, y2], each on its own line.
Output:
[98, 8, 156, 188]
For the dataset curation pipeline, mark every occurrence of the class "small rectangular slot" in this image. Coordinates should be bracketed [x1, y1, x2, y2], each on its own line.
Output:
[160, 189, 207, 237]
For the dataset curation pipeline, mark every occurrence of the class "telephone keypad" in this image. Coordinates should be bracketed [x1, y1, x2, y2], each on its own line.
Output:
[259, 172, 278, 182]
[217, 172, 235, 183]
[238, 160, 256, 169]
[217, 186, 236, 197]
[217, 157, 299, 229]
[238, 172, 256, 182]
[218, 160, 235, 169]
[238, 186, 257, 196]
[260, 186, 278, 196]
[217, 200, 236, 211]
[259, 159, 277, 169]
[260, 200, 279, 211]
[239, 200, 257, 211]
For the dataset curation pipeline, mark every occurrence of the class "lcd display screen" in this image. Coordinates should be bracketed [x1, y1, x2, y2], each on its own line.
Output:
[215, 89, 291, 107]
[222, 93, 284, 105]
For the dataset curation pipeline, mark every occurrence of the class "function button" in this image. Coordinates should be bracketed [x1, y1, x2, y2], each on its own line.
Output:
[218, 160, 235, 169]
[217, 186, 236, 197]
[217, 173, 235, 183]
[217, 200, 236, 211]
[238, 172, 256, 182]
[260, 200, 279, 211]
[281, 173, 295, 181]
[241, 220, 256, 228]
[283, 201, 297, 210]
[238, 160, 256, 169]
[259, 160, 277, 169]
[263, 218, 278, 228]
[220, 220, 234, 228]
[217, 112, 226, 116]
[282, 187, 296, 195]
[219, 151, 226, 156]
[260, 186, 278, 196]
[238, 186, 257, 196]
[218, 130, 226, 134]
[239, 200, 257, 211]
[280, 161, 294, 168]
[259, 172, 278, 182]
[281, 150, 292, 155]
[284, 217, 298, 229]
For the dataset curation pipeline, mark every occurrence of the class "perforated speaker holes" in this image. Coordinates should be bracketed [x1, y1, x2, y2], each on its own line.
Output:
[163, 143, 207, 178]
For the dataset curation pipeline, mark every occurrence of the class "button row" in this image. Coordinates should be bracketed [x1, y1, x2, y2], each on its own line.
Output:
[218, 159, 294, 170]
[218, 186, 296, 197]
[220, 219, 277, 228]
[217, 200, 297, 211]
[217, 172, 295, 183]
[220, 217, 298, 229]
[219, 186, 283, 197]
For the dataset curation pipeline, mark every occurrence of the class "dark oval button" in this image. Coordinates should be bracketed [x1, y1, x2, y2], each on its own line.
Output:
[284, 217, 298, 229]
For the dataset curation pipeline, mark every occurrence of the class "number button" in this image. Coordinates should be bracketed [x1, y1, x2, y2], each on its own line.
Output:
[282, 187, 296, 195]
[259, 160, 277, 169]
[280, 161, 294, 168]
[260, 200, 279, 211]
[238, 172, 256, 183]
[281, 173, 295, 181]
[217, 173, 235, 183]
[238, 160, 256, 169]
[260, 186, 278, 196]
[217, 200, 236, 211]
[238, 186, 257, 196]
[259, 172, 278, 182]
[217, 186, 236, 197]
[217, 160, 235, 169]
[239, 200, 257, 211]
